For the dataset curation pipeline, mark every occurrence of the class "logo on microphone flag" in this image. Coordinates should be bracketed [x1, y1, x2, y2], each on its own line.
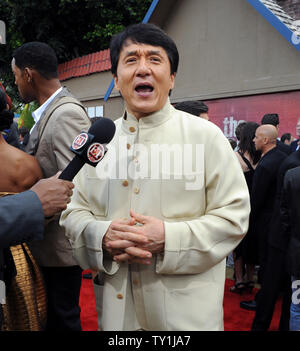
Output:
[87, 143, 105, 163]
[72, 132, 89, 150]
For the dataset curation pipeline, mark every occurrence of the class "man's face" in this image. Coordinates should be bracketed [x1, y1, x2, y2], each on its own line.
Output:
[114, 41, 175, 119]
[11, 58, 35, 103]
[296, 120, 300, 137]
[253, 129, 264, 151]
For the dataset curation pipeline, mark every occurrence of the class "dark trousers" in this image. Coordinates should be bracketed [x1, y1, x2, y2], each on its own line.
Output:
[41, 265, 82, 331]
[251, 246, 291, 331]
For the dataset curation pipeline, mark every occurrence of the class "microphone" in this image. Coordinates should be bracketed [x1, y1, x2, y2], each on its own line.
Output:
[59, 117, 116, 181]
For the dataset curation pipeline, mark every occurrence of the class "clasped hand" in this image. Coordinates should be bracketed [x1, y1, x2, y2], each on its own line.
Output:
[103, 210, 165, 265]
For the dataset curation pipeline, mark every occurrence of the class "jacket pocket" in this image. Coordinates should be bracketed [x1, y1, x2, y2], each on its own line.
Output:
[160, 172, 204, 219]
[165, 282, 223, 331]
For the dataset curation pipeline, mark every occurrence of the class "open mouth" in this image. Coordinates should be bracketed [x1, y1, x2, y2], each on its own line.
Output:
[135, 83, 154, 94]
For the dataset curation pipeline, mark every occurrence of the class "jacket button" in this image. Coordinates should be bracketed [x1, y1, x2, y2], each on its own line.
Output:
[122, 180, 129, 187]
[134, 187, 140, 194]
[127, 143, 131, 149]
[129, 126, 136, 133]
[117, 293, 123, 299]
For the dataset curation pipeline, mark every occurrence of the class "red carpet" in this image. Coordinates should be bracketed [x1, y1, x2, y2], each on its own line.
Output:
[224, 278, 282, 331]
[79, 271, 282, 331]
[79, 273, 98, 331]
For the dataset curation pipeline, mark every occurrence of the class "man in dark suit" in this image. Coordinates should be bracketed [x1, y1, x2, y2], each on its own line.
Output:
[240, 125, 287, 312]
[250, 148, 300, 330]
[280, 166, 300, 330]
[261, 113, 291, 155]
[290, 118, 300, 152]
[12, 42, 91, 330]
[0, 175, 74, 328]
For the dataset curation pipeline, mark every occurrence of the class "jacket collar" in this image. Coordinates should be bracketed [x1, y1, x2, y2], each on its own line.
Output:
[260, 145, 278, 161]
[25, 87, 74, 155]
[121, 98, 173, 133]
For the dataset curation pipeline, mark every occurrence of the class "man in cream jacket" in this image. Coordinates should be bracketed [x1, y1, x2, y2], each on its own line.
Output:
[60, 23, 250, 331]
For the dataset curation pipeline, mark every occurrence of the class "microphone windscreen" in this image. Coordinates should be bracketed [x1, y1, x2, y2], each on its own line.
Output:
[88, 117, 116, 144]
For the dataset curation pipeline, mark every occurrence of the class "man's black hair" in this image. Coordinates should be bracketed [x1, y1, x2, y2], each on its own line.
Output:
[281, 133, 291, 143]
[13, 42, 58, 80]
[110, 23, 179, 76]
[261, 113, 279, 127]
[175, 100, 208, 116]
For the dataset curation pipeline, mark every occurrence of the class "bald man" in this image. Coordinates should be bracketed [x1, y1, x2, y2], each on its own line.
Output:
[241, 124, 288, 314]
[253, 125, 278, 155]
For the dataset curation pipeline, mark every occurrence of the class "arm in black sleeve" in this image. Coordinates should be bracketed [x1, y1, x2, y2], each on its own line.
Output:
[0, 190, 45, 248]
[250, 166, 271, 216]
[280, 173, 292, 245]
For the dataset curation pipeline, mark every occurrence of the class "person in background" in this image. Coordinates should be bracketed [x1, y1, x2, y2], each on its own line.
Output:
[175, 100, 210, 121]
[0, 85, 21, 150]
[234, 121, 247, 150]
[18, 126, 30, 150]
[230, 122, 260, 294]
[4, 121, 21, 149]
[11, 41, 91, 331]
[250, 143, 300, 330]
[0, 89, 42, 192]
[240, 125, 287, 312]
[281, 133, 293, 146]
[0, 175, 74, 329]
[280, 166, 300, 330]
[290, 118, 300, 152]
[0, 88, 74, 329]
[261, 114, 291, 155]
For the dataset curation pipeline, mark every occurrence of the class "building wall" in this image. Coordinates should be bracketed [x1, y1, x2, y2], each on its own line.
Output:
[62, 0, 300, 124]
[155, 0, 300, 103]
[62, 70, 124, 121]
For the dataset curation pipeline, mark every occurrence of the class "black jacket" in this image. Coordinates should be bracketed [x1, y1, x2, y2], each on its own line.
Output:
[276, 140, 292, 155]
[6, 122, 22, 149]
[245, 147, 287, 263]
[268, 149, 300, 251]
[280, 166, 300, 277]
[250, 147, 287, 219]
[290, 139, 299, 152]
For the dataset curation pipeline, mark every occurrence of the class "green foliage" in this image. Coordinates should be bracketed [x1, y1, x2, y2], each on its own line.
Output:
[0, 0, 152, 106]
[17, 103, 37, 130]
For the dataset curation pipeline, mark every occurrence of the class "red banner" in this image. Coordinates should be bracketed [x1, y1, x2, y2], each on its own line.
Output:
[206, 90, 300, 140]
